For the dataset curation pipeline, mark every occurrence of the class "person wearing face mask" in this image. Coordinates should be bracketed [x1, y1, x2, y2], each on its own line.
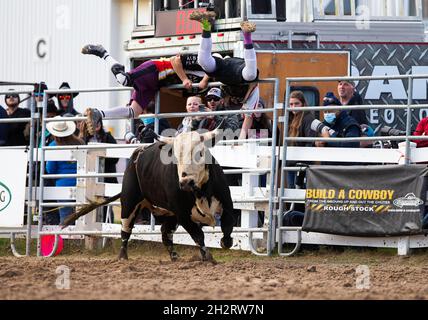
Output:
[319, 92, 361, 149]
[135, 101, 171, 143]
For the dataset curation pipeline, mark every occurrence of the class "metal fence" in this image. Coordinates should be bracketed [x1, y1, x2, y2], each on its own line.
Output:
[3, 72, 428, 258]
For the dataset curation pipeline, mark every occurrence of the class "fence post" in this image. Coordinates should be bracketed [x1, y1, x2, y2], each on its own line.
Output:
[74, 148, 106, 250]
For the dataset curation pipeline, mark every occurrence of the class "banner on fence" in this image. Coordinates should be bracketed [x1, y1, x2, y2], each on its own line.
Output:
[0, 149, 27, 228]
[302, 165, 428, 236]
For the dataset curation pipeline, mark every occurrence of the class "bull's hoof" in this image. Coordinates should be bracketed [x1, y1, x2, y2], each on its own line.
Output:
[118, 248, 128, 261]
[170, 251, 179, 261]
[221, 237, 233, 249]
[202, 251, 217, 264]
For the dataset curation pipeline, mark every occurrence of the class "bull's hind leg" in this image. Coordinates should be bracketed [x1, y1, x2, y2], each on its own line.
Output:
[180, 216, 214, 262]
[118, 164, 145, 260]
[160, 216, 179, 261]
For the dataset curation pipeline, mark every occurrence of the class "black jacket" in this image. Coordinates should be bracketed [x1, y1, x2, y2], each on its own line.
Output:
[6, 107, 30, 146]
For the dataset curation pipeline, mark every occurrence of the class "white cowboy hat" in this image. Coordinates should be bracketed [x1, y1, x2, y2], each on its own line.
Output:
[46, 116, 76, 137]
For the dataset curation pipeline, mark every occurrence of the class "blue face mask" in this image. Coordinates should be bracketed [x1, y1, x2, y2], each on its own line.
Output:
[141, 117, 155, 126]
[324, 113, 336, 124]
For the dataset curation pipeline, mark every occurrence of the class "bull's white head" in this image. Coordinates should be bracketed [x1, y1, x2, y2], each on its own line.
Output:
[157, 128, 222, 192]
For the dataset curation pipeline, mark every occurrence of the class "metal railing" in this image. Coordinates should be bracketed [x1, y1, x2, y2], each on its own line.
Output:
[35, 77, 280, 257]
[278, 72, 428, 256]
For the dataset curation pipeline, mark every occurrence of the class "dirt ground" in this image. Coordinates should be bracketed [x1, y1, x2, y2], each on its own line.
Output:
[1, 240, 428, 300]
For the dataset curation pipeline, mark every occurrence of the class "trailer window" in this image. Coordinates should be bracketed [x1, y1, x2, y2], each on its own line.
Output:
[252, 2, 272, 14]
[315, 0, 421, 19]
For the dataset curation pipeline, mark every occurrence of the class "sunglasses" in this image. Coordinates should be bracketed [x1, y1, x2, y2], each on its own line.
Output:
[59, 95, 71, 100]
[5, 95, 18, 99]
[207, 96, 221, 102]
[34, 92, 44, 97]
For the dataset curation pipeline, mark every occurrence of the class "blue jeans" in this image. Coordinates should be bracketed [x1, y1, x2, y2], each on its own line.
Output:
[58, 201, 73, 225]
[287, 171, 296, 189]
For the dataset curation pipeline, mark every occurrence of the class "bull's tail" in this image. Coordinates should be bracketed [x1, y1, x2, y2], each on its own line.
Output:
[61, 193, 121, 228]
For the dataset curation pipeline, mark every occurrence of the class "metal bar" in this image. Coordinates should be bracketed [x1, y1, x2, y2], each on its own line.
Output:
[217, 138, 272, 145]
[154, 91, 160, 134]
[10, 233, 25, 258]
[40, 202, 120, 207]
[44, 87, 133, 95]
[278, 79, 291, 255]
[225, 0, 230, 18]
[283, 104, 427, 112]
[39, 227, 268, 236]
[405, 75, 413, 165]
[286, 74, 428, 82]
[36, 93, 48, 257]
[25, 96, 36, 256]
[0, 118, 32, 123]
[267, 78, 280, 256]
[223, 168, 270, 174]
[0, 90, 33, 95]
[42, 173, 124, 179]
[284, 136, 417, 142]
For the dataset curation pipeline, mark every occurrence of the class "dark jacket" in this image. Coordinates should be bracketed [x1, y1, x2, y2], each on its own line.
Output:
[0, 106, 9, 146]
[137, 118, 171, 143]
[345, 92, 368, 125]
[177, 114, 240, 135]
[84, 130, 119, 183]
[325, 111, 361, 148]
[5, 107, 31, 146]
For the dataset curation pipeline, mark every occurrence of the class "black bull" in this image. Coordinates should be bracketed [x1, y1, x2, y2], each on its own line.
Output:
[63, 140, 236, 261]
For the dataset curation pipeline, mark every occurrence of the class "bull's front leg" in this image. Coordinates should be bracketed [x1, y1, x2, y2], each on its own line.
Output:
[220, 206, 235, 249]
[180, 215, 214, 262]
[161, 216, 179, 261]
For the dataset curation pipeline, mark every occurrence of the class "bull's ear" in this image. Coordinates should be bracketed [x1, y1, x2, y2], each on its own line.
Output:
[200, 119, 224, 143]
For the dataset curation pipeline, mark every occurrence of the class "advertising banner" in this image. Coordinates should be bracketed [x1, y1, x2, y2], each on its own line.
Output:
[0, 149, 27, 228]
[302, 165, 428, 236]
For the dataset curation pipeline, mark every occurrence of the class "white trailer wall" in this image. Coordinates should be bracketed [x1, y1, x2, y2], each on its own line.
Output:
[0, 0, 134, 137]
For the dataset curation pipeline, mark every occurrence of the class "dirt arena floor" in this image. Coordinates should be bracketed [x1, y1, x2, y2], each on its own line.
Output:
[1, 240, 428, 300]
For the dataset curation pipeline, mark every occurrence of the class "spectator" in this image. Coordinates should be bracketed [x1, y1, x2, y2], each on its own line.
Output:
[177, 93, 239, 134]
[46, 116, 84, 224]
[79, 109, 118, 183]
[4, 90, 31, 146]
[135, 101, 171, 143]
[319, 93, 361, 148]
[203, 87, 239, 131]
[0, 105, 9, 146]
[337, 80, 368, 125]
[286, 91, 320, 188]
[33, 82, 48, 104]
[239, 98, 273, 140]
[412, 117, 428, 148]
[56, 82, 79, 116]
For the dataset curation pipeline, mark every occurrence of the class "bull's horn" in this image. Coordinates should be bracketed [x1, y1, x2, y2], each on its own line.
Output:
[146, 128, 175, 144]
[156, 134, 175, 144]
[200, 118, 225, 142]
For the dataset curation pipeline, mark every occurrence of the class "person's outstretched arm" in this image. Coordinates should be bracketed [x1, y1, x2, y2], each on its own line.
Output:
[170, 55, 192, 89]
